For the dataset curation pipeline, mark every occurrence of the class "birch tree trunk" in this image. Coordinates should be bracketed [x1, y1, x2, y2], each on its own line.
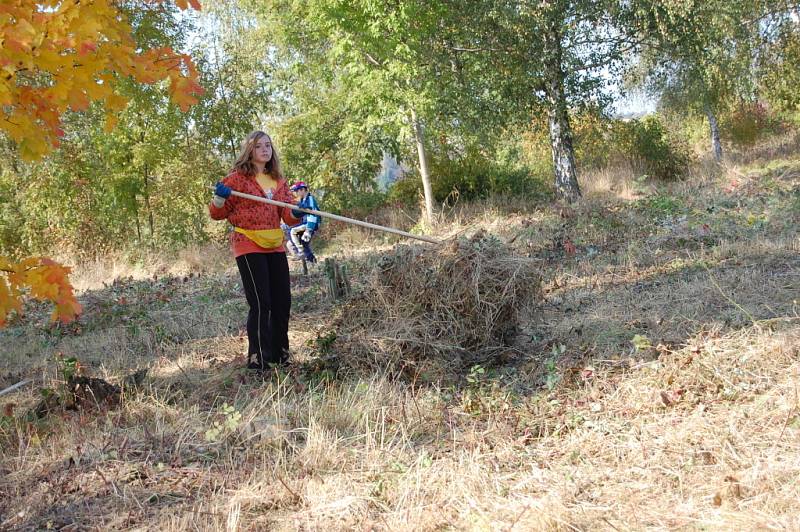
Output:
[133, 193, 142, 243]
[705, 104, 723, 162]
[411, 108, 435, 223]
[143, 162, 155, 244]
[543, 21, 581, 203]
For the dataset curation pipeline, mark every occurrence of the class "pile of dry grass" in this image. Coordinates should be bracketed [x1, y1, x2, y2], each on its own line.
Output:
[328, 232, 542, 380]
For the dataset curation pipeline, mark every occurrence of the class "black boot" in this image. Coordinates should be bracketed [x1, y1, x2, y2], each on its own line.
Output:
[246, 352, 264, 371]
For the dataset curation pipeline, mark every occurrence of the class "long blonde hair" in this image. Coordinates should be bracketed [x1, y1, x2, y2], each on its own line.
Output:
[231, 130, 284, 179]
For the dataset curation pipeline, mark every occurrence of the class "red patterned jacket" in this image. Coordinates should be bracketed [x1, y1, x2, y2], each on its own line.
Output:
[209, 172, 299, 257]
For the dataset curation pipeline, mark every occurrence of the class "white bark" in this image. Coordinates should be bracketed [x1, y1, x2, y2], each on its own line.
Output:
[705, 105, 722, 162]
[543, 24, 581, 203]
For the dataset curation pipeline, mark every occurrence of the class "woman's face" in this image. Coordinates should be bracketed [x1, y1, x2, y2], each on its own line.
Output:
[252, 136, 273, 166]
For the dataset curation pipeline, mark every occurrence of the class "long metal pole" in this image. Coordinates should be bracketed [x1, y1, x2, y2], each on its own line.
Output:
[0, 379, 32, 397]
[208, 186, 440, 245]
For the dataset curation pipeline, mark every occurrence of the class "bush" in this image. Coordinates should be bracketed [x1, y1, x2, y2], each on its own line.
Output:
[612, 116, 692, 180]
[572, 110, 614, 170]
[388, 150, 549, 207]
[721, 101, 775, 147]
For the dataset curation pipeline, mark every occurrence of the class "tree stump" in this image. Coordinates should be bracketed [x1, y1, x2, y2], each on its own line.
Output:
[324, 258, 351, 302]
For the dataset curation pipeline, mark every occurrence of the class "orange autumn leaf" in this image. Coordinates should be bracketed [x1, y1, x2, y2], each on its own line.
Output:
[0, 0, 203, 160]
[0, 278, 23, 327]
[0, 256, 82, 327]
[78, 41, 98, 56]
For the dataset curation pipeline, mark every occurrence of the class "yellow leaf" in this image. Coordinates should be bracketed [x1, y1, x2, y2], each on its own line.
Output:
[104, 112, 118, 132]
[104, 91, 128, 111]
[10, 17, 37, 48]
[33, 49, 64, 73]
[68, 89, 90, 111]
[0, 0, 202, 159]
[19, 136, 49, 161]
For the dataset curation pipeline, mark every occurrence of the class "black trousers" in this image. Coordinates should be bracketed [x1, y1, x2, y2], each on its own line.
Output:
[235, 252, 291, 366]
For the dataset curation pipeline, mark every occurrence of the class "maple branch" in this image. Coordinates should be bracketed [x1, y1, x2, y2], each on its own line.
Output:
[152, 55, 188, 65]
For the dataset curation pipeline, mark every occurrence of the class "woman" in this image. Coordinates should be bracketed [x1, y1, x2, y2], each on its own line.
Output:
[209, 131, 299, 369]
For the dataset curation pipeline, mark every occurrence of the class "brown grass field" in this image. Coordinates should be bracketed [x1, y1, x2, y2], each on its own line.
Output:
[1, 151, 798, 530]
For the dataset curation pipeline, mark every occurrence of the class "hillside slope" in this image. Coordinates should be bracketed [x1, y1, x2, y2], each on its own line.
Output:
[1, 158, 798, 530]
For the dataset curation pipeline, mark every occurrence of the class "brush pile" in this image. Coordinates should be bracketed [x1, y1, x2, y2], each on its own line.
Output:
[328, 232, 542, 381]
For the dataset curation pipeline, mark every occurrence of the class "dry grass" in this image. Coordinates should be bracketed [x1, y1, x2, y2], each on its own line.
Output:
[66, 244, 231, 293]
[580, 165, 642, 201]
[329, 232, 542, 381]
[1, 151, 799, 530]
[1, 323, 797, 530]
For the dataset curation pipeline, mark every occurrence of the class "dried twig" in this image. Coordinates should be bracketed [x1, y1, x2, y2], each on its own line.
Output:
[277, 475, 302, 503]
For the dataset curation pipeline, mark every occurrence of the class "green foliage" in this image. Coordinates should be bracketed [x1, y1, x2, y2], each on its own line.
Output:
[720, 101, 777, 147]
[761, 26, 800, 112]
[631, 334, 652, 352]
[613, 116, 691, 180]
[638, 194, 686, 218]
[56, 354, 80, 382]
[573, 111, 615, 170]
[461, 364, 514, 416]
[388, 152, 548, 206]
[520, 111, 692, 182]
[204, 402, 243, 442]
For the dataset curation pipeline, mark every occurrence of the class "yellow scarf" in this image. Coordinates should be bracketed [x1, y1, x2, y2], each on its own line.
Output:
[234, 227, 285, 249]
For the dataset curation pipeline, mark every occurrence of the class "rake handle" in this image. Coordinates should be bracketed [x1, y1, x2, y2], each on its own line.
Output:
[209, 186, 440, 245]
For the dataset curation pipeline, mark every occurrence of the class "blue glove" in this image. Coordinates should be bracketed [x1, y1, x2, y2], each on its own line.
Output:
[214, 182, 232, 198]
[291, 208, 303, 219]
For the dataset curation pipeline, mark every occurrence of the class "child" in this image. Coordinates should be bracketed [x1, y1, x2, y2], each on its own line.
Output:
[287, 181, 321, 263]
[209, 131, 299, 370]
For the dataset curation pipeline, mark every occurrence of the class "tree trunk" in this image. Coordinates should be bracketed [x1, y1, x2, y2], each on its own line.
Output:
[410, 108, 435, 223]
[705, 104, 722, 162]
[133, 193, 142, 244]
[213, 39, 239, 160]
[129, 154, 142, 244]
[543, 21, 581, 203]
[143, 162, 155, 245]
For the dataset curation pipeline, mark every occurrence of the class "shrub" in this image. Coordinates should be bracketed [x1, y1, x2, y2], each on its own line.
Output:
[572, 110, 614, 170]
[612, 116, 692, 180]
[388, 150, 549, 207]
[721, 101, 774, 147]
